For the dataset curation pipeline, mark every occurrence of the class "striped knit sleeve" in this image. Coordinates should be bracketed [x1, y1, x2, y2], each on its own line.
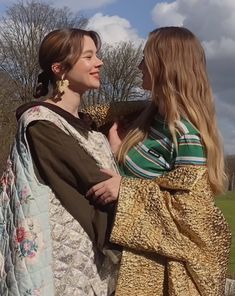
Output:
[174, 134, 207, 166]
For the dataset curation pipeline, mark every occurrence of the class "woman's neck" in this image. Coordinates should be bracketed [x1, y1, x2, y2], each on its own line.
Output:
[46, 88, 82, 118]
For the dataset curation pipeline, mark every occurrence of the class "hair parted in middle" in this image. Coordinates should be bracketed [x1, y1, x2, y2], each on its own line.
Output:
[34, 28, 101, 98]
[118, 26, 226, 194]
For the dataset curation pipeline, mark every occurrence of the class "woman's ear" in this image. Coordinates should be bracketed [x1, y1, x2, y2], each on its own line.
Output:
[51, 63, 62, 76]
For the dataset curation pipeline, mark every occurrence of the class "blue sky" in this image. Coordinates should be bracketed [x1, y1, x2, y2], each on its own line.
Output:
[0, 0, 166, 36]
[0, 0, 234, 154]
[0, 0, 167, 41]
[82, 0, 162, 38]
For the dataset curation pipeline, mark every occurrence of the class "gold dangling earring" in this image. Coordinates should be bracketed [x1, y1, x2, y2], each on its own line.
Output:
[55, 74, 69, 99]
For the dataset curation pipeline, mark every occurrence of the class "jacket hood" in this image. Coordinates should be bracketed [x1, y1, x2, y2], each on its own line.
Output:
[16, 102, 44, 121]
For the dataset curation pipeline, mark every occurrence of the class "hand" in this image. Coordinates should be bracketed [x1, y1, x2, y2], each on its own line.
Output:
[108, 122, 123, 155]
[86, 168, 122, 205]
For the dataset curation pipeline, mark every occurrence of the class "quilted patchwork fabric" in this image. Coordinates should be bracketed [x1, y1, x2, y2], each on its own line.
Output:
[0, 154, 55, 295]
[0, 105, 119, 295]
[49, 192, 118, 296]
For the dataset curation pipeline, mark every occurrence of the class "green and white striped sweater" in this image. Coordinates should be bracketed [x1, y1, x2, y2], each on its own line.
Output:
[119, 115, 206, 179]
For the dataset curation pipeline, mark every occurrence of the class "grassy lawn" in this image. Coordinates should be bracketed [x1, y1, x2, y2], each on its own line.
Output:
[216, 191, 235, 278]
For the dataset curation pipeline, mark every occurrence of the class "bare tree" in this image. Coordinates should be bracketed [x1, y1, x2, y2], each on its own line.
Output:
[83, 41, 148, 106]
[0, 71, 20, 173]
[0, 0, 87, 102]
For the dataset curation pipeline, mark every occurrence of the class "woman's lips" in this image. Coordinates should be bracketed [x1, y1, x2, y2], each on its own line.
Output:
[90, 72, 100, 80]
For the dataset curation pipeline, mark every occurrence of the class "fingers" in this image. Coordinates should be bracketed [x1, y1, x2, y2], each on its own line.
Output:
[95, 192, 113, 204]
[86, 181, 111, 201]
[91, 187, 107, 199]
[86, 183, 111, 200]
[110, 121, 119, 131]
[86, 175, 121, 205]
[86, 182, 104, 197]
[87, 188, 114, 205]
[101, 197, 116, 204]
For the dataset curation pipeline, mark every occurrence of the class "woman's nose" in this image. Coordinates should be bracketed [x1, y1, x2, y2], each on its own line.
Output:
[96, 56, 103, 67]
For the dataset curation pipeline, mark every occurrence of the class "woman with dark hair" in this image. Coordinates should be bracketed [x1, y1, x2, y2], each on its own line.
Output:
[0, 28, 120, 296]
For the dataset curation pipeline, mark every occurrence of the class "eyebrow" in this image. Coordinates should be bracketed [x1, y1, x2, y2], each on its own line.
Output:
[82, 50, 95, 55]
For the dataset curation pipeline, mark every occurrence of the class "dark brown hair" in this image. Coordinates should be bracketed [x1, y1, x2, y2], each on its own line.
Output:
[34, 28, 101, 98]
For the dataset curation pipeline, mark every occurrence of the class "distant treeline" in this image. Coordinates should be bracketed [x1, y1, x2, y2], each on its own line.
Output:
[226, 155, 235, 191]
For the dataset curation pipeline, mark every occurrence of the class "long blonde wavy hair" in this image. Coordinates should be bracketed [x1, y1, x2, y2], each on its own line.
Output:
[118, 26, 226, 194]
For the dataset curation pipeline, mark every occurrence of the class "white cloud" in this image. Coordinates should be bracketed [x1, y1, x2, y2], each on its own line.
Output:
[203, 38, 235, 59]
[151, 0, 235, 154]
[152, 2, 185, 27]
[53, 0, 116, 10]
[152, 0, 235, 58]
[88, 13, 144, 46]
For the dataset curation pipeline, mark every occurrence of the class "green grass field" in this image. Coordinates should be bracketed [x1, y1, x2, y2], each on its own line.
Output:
[216, 191, 235, 277]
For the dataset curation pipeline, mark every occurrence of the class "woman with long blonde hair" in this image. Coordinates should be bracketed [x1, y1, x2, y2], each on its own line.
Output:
[87, 27, 231, 295]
